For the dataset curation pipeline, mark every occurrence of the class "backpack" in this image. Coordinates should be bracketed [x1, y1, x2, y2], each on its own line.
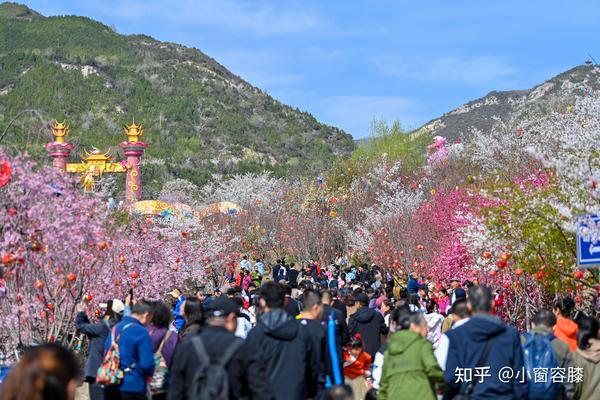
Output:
[189, 336, 243, 400]
[149, 331, 172, 394]
[522, 332, 562, 400]
[96, 323, 134, 386]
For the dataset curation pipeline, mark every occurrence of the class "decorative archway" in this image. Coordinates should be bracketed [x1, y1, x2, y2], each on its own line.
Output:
[45, 121, 148, 204]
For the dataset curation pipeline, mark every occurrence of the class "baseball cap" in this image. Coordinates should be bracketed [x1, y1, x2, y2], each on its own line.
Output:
[206, 296, 239, 318]
[111, 299, 125, 315]
[450, 277, 460, 282]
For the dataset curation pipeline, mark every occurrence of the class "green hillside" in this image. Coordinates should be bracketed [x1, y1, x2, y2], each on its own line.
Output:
[0, 3, 354, 196]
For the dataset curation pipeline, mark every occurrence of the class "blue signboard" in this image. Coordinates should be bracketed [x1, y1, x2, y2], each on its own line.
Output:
[577, 215, 600, 267]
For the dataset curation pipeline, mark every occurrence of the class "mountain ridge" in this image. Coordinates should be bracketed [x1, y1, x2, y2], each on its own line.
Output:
[0, 2, 354, 196]
[421, 64, 600, 140]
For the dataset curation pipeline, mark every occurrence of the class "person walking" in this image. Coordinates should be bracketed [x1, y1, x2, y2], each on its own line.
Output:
[103, 300, 155, 400]
[424, 298, 444, 350]
[378, 310, 443, 400]
[147, 301, 179, 400]
[322, 290, 350, 370]
[76, 298, 125, 400]
[573, 316, 600, 399]
[299, 289, 327, 396]
[245, 282, 319, 400]
[444, 285, 528, 400]
[178, 297, 204, 342]
[521, 309, 574, 400]
[348, 293, 388, 358]
[167, 296, 272, 400]
[435, 298, 470, 370]
[554, 297, 579, 351]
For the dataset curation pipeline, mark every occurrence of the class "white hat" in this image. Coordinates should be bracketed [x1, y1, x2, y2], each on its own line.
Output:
[111, 299, 125, 315]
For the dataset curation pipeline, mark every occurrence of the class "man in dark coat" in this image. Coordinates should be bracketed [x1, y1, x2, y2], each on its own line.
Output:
[322, 290, 349, 374]
[348, 293, 388, 357]
[444, 285, 528, 400]
[75, 299, 124, 400]
[246, 282, 319, 400]
[168, 296, 272, 400]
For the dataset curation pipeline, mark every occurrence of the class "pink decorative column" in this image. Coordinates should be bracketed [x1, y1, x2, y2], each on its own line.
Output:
[120, 123, 148, 204]
[45, 122, 74, 170]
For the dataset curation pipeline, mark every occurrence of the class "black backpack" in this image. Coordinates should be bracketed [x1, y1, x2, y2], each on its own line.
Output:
[190, 336, 243, 400]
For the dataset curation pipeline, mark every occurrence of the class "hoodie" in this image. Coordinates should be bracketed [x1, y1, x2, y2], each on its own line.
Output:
[554, 315, 578, 351]
[348, 306, 388, 357]
[573, 338, 600, 399]
[444, 314, 528, 400]
[378, 330, 442, 400]
[246, 308, 317, 400]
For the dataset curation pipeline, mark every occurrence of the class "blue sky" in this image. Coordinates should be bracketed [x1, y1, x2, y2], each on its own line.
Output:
[19, 0, 600, 138]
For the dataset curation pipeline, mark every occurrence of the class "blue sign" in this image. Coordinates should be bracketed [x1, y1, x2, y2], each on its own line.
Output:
[577, 215, 600, 267]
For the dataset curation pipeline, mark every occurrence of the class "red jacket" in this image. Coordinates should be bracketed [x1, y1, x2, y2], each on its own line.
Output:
[343, 350, 372, 379]
[554, 315, 578, 351]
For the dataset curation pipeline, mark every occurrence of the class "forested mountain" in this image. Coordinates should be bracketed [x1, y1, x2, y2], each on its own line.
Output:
[0, 3, 354, 195]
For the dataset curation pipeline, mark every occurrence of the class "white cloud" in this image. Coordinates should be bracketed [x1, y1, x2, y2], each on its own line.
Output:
[88, 0, 322, 36]
[375, 55, 516, 84]
[319, 95, 423, 138]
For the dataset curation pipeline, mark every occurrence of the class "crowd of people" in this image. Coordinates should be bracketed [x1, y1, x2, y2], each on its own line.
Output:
[1, 258, 600, 400]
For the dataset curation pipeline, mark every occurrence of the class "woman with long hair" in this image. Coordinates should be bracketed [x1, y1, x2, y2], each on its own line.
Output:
[573, 315, 600, 399]
[178, 297, 204, 341]
[0, 343, 80, 400]
[147, 301, 179, 400]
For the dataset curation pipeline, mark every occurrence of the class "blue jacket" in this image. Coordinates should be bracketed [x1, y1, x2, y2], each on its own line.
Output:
[407, 277, 419, 294]
[444, 314, 528, 400]
[103, 316, 155, 394]
[172, 295, 186, 332]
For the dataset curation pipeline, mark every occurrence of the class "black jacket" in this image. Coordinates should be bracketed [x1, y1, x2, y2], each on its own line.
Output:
[348, 306, 387, 357]
[332, 298, 347, 320]
[300, 318, 327, 396]
[246, 309, 318, 400]
[167, 325, 272, 400]
[75, 312, 117, 380]
[284, 296, 300, 317]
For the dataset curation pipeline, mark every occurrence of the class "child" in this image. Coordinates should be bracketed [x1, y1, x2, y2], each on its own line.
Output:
[343, 334, 372, 400]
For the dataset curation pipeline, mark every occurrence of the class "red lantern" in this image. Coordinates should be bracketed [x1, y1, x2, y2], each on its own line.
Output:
[535, 271, 545, 281]
[34, 280, 44, 290]
[515, 268, 524, 276]
[0, 160, 11, 187]
[67, 273, 77, 282]
[130, 271, 140, 279]
[489, 269, 497, 277]
[497, 260, 507, 269]
[2, 254, 13, 265]
[482, 251, 492, 259]
[181, 231, 189, 237]
[84, 294, 93, 302]
[574, 270, 584, 280]
[46, 303, 54, 311]
[501, 253, 511, 262]
[416, 245, 424, 251]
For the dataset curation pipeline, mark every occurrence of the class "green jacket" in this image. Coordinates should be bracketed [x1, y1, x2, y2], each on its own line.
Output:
[378, 330, 443, 400]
